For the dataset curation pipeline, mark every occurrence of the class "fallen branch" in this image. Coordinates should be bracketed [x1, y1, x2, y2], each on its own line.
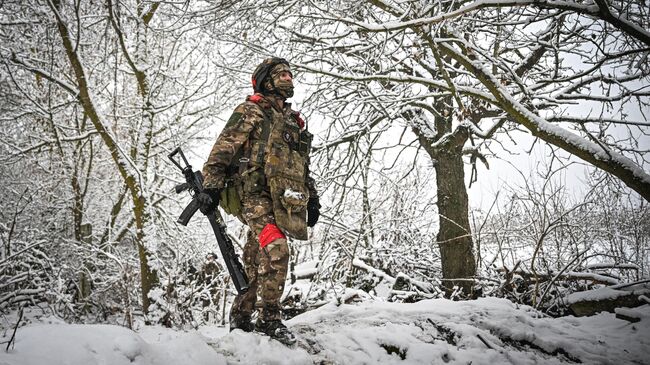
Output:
[639, 295, 650, 305]
[615, 307, 641, 323]
[566, 286, 650, 317]
[489, 328, 582, 363]
[610, 279, 650, 290]
[5, 305, 23, 352]
[499, 268, 619, 286]
[352, 259, 434, 293]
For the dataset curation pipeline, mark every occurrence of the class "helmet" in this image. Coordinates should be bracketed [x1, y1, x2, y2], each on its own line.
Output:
[252, 57, 291, 94]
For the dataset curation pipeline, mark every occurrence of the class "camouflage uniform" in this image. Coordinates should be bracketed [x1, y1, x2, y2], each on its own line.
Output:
[202, 80, 315, 325]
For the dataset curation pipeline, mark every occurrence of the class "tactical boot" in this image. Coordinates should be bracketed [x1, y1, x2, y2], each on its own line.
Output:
[255, 319, 296, 346]
[229, 315, 255, 333]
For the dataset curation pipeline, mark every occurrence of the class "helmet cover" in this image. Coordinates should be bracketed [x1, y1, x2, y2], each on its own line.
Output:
[251, 57, 293, 98]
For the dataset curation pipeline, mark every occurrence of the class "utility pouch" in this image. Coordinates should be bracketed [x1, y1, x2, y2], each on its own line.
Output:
[298, 130, 313, 156]
[242, 169, 265, 195]
[268, 176, 308, 240]
[219, 182, 242, 217]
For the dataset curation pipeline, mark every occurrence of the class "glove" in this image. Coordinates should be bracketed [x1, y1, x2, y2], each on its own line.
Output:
[197, 188, 220, 214]
[307, 196, 321, 227]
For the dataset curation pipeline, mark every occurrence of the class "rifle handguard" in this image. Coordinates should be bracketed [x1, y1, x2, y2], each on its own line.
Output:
[169, 147, 250, 295]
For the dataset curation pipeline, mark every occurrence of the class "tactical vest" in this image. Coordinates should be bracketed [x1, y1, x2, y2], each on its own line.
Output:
[224, 96, 313, 240]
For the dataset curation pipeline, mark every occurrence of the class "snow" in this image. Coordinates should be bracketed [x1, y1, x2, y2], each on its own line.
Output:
[283, 189, 305, 201]
[565, 287, 631, 305]
[353, 258, 396, 284]
[0, 324, 224, 365]
[564, 271, 620, 285]
[2, 297, 648, 365]
[565, 285, 650, 305]
[348, 0, 534, 32]
[295, 62, 496, 104]
[292, 260, 319, 280]
[585, 263, 642, 271]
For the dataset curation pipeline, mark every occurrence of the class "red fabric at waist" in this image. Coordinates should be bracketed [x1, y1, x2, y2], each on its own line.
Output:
[258, 223, 286, 248]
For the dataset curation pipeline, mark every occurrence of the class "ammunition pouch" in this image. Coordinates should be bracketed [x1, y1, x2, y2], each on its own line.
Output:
[219, 181, 242, 217]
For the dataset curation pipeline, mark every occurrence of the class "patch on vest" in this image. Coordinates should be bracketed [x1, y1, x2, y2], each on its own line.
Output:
[282, 131, 294, 143]
[224, 112, 243, 129]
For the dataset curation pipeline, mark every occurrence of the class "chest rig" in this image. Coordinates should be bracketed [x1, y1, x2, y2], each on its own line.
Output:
[245, 95, 313, 240]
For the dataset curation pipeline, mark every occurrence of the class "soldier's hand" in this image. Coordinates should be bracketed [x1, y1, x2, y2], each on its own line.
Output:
[307, 196, 320, 227]
[198, 188, 220, 214]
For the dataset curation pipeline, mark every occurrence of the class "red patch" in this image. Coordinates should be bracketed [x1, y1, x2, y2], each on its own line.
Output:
[292, 111, 305, 129]
[247, 94, 263, 103]
[258, 224, 286, 248]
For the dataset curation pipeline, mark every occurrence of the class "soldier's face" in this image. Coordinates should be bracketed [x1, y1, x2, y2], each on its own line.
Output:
[278, 71, 292, 83]
[271, 65, 295, 98]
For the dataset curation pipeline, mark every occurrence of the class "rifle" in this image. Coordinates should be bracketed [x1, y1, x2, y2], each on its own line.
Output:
[168, 147, 249, 295]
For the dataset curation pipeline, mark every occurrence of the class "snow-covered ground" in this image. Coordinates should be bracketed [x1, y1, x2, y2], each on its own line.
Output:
[1, 294, 648, 365]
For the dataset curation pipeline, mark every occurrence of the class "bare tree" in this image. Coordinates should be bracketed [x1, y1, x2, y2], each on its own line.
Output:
[0, 0, 233, 315]
[477, 164, 649, 313]
[213, 0, 649, 295]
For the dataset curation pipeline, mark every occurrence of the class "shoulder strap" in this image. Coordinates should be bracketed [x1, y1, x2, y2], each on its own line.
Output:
[243, 95, 274, 167]
[254, 109, 273, 166]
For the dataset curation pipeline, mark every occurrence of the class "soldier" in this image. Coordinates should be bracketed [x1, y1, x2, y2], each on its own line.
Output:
[197, 57, 320, 345]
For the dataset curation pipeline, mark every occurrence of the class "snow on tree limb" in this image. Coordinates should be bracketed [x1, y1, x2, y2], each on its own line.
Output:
[436, 34, 650, 201]
[294, 62, 497, 103]
[46, 0, 144, 195]
[547, 116, 650, 127]
[5, 55, 77, 97]
[350, 0, 650, 48]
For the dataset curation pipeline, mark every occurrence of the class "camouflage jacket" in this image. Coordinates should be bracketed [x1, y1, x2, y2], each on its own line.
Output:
[202, 94, 316, 199]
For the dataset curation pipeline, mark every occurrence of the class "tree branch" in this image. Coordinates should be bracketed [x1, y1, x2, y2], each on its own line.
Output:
[437, 32, 650, 201]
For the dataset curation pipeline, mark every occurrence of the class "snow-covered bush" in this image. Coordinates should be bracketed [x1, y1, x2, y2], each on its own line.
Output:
[474, 170, 649, 315]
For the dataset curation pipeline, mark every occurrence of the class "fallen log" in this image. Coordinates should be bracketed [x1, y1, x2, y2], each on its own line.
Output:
[565, 286, 650, 317]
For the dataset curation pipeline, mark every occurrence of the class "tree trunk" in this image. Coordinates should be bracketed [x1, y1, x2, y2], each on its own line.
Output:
[133, 194, 157, 315]
[411, 109, 477, 296]
[49, 0, 161, 315]
[434, 142, 476, 296]
[71, 168, 84, 242]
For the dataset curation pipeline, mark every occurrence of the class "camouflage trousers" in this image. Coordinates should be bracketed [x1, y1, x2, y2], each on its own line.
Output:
[230, 192, 289, 322]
